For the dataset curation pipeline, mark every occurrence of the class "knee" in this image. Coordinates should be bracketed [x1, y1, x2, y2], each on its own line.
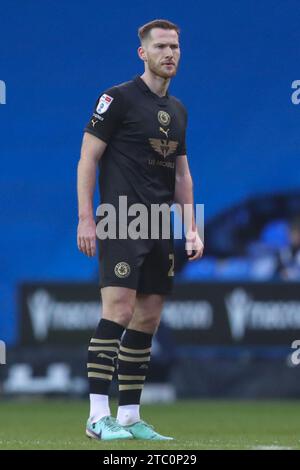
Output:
[131, 311, 161, 334]
[102, 294, 134, 327]
[130, 295, 164, 334]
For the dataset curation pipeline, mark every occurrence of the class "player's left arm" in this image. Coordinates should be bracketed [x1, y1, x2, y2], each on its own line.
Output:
[174, 154, 204, 261]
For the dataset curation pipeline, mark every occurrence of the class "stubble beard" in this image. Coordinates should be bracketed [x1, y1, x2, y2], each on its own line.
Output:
[147, 58, 178, 79]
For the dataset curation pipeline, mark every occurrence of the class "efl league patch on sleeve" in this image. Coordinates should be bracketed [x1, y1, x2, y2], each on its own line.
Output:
[96, 94, 114, 114]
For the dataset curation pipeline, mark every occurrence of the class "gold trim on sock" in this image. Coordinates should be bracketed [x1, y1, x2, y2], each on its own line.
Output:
[119, 384, 144, 391]
[88, 346, 119, 352]
[118, 354, 150, 363]
[87, 363, 114, 372]
[91, 338, 121, 345]
[119, 345, 151, 354]
[118, 375, 146, 381]
[88, 372, 113, 380]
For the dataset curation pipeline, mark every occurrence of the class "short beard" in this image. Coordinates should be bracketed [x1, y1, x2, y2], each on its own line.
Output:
[147, 58, 177, 79]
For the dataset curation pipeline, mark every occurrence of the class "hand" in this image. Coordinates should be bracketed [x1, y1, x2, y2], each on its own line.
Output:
[77, 216, 96, 257]
[185, 229, 204, 261]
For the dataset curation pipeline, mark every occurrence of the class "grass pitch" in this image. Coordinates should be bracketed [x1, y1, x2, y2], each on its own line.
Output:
[0, 399, 299, 450]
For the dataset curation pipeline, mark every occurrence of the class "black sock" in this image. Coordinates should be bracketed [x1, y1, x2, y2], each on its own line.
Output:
[117, 329, 153, 406]
[88, 318, 125, 395]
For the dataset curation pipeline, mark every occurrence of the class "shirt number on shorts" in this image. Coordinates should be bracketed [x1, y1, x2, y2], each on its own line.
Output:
[168, 253, 175, 277]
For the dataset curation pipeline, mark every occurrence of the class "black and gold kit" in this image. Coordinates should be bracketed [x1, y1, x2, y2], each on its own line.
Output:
[84, 76, 187, 294]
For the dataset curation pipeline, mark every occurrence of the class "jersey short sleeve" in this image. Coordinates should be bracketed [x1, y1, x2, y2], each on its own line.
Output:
[84, 87, 125, 143]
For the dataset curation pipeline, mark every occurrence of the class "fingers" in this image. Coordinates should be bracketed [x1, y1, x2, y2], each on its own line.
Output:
[186, 237, 204, 261]
[77, 236, 96, 257]
[185, 239, 196, 256]
[188, 247, 204, 261]
[77, 218, 97, 257]
[90, 239, 96, 257]
[186, 246, 192, 256]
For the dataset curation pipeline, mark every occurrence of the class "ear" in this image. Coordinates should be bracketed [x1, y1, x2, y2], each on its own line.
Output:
[137, 46, 147, 62]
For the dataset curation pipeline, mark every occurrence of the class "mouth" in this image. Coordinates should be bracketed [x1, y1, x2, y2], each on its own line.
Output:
[162, 62, 175, 67]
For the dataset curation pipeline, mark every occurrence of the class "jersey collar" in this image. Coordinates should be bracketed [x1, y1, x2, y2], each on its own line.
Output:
[133, 75, 169, 105]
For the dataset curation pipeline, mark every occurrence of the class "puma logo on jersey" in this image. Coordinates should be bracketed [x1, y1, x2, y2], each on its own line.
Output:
[159, 127, 170, 138]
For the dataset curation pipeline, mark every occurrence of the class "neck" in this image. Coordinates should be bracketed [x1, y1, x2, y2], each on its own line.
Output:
[140, 70, 170, 97]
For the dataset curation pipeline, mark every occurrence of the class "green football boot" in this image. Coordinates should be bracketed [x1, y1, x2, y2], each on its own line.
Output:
[86, 416, 133, 441]
[123, 420, 174, 441]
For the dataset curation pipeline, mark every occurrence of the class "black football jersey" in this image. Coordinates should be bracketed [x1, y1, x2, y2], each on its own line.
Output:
[84, 75, 187, 208]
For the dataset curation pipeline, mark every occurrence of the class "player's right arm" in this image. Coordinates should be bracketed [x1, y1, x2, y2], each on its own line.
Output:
[77, 87, 125, 257]
[77, 133, 107, 257]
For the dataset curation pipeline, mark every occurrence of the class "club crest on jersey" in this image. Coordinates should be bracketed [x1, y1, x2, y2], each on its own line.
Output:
[158, 110, 171, 126]
[114, 262, 131, 278]
[96, 94, 114, 114]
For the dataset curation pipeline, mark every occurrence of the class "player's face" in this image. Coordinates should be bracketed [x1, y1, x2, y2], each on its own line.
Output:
[142, 28, 180, 78]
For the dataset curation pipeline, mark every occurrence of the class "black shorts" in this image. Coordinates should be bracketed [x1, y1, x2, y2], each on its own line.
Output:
[97, 237, 174, 295]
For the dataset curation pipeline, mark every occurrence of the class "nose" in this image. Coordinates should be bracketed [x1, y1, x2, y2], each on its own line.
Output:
[165, 46, 174, 58]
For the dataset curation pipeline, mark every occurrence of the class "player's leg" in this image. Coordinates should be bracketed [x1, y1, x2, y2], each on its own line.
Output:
[115, 237, 175, 439]
[116, 293, 163, 422]
[116, 293, 173, 440]
[88, 235, 140, 420]
[86, 286, 136, 440]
